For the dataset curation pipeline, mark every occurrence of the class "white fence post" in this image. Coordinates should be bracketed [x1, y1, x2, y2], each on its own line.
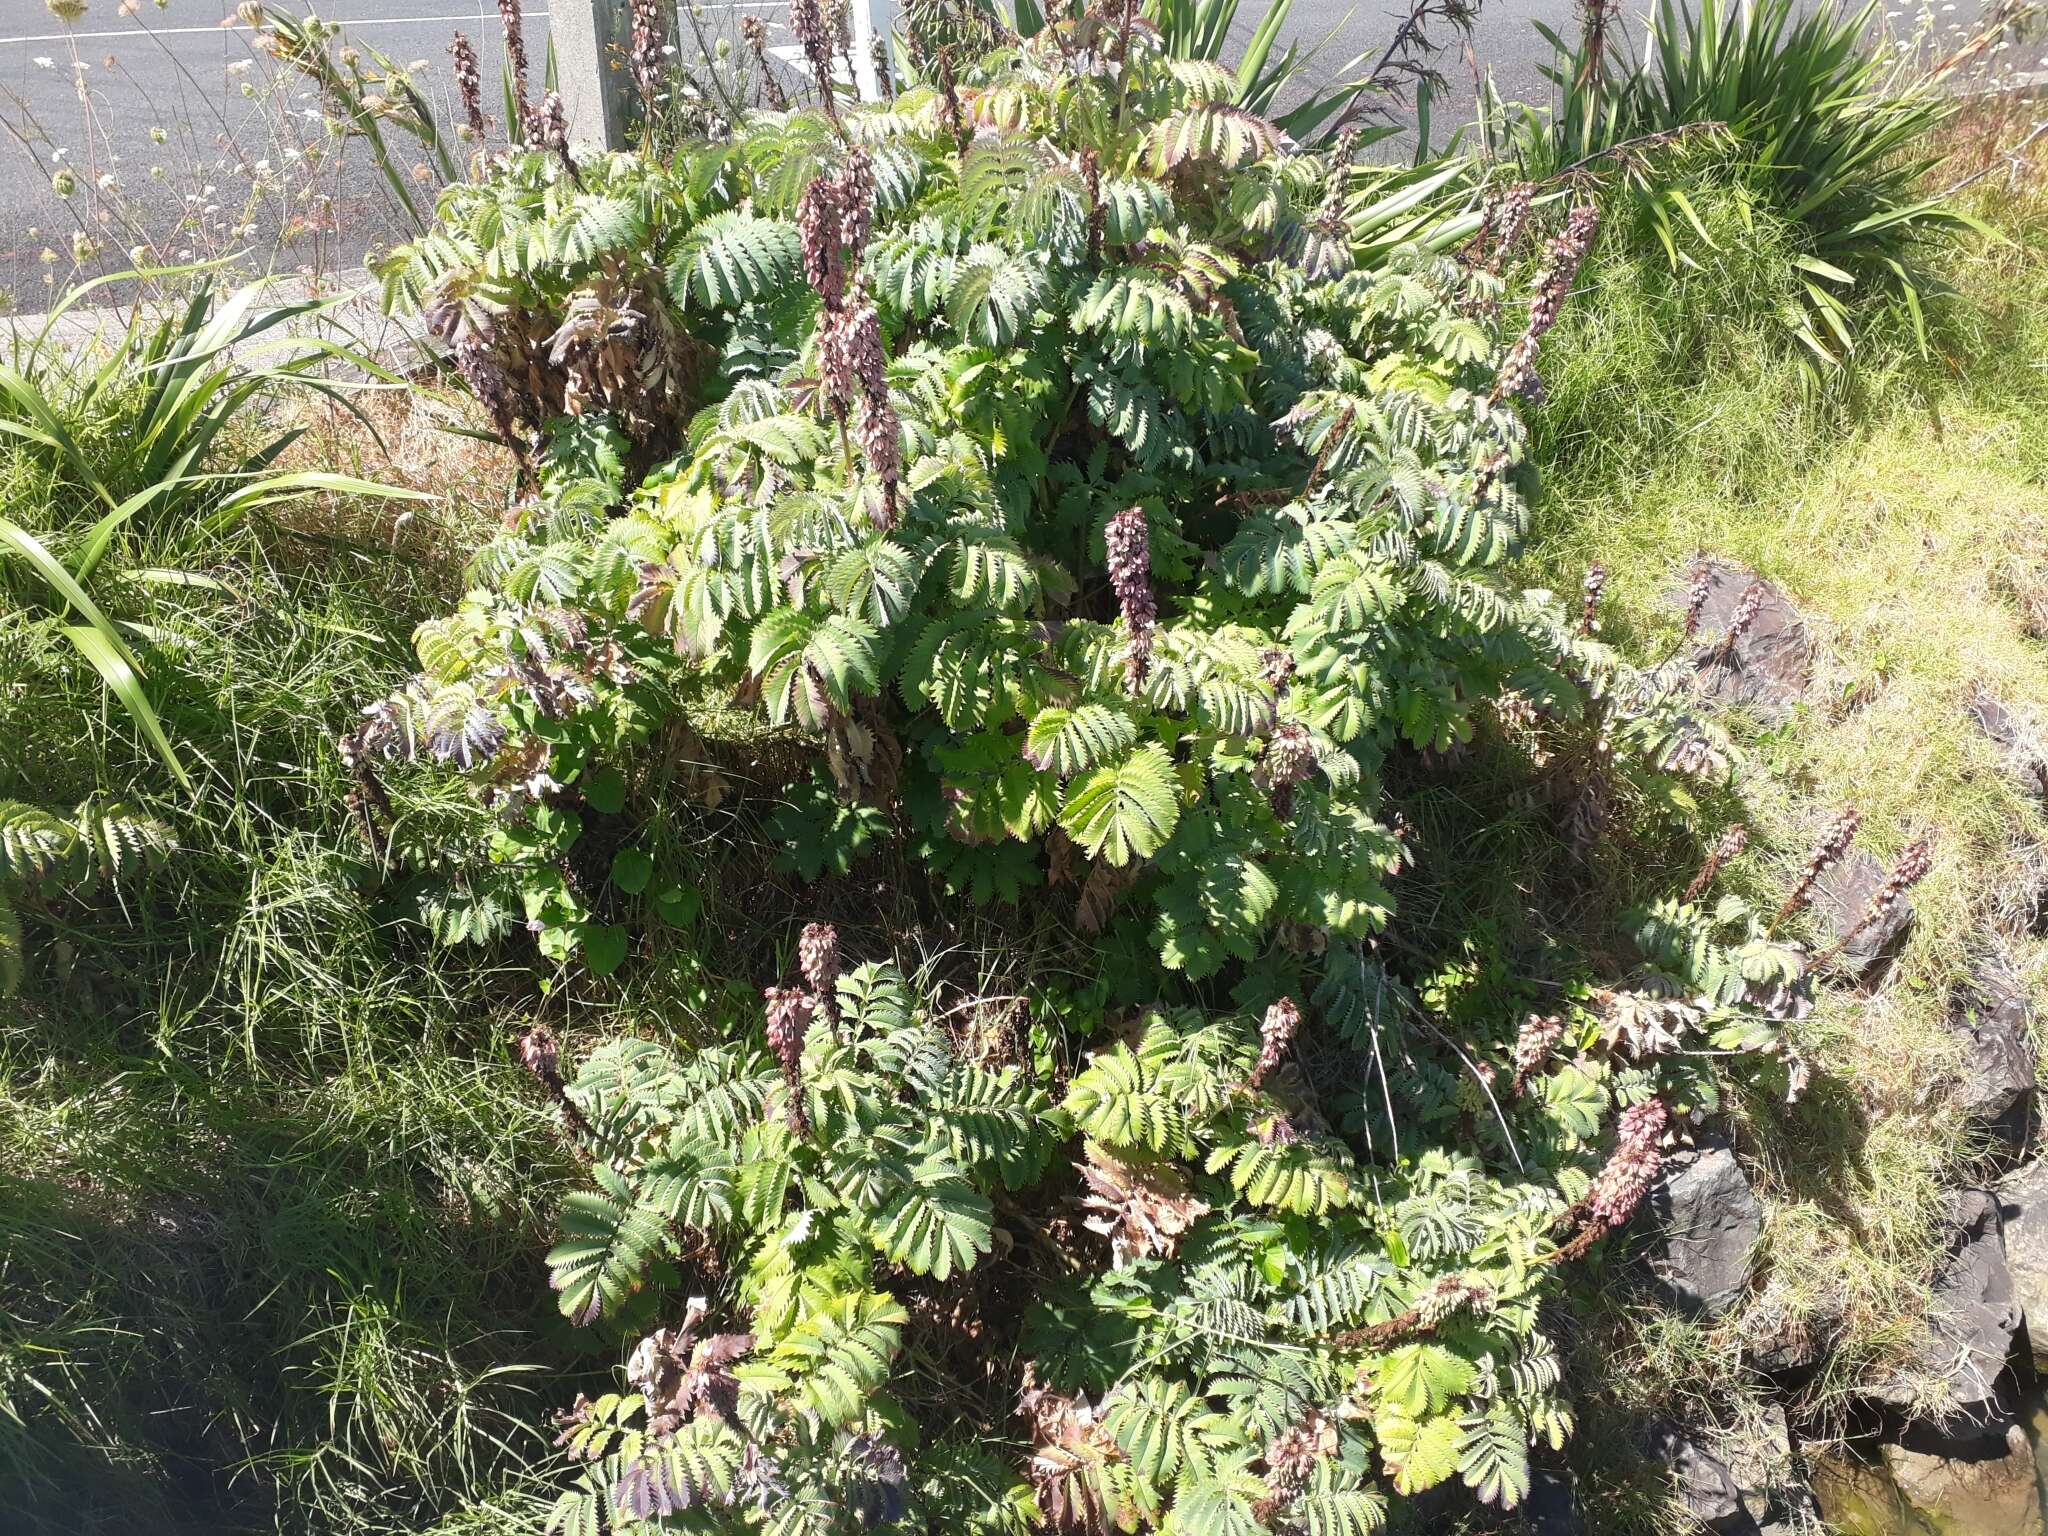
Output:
[554, 0, 637, 150]
[852, 0, 898, 101]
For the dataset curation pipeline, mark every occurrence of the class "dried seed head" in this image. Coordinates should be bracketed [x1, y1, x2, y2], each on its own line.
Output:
[1257, 721, 1316, 818]
[870, 35, 893, 98]
[1264, 1407, 1337, 1497]
[741, 15, 789, 109]
[797, 921, 841, 995]
[1587, 1096, 1666, 1228]
[451, 332, 529, 460]
[1262, 723, 1316, 786]
[1510, 1013, 1565, 1094]
[934, 46, 967, 148]
[450, 31, 487, 142]
[1104, 506, 1156, 691]
[1249, 997, 1300, 1090]
[1416, 1273, 1494, 1328]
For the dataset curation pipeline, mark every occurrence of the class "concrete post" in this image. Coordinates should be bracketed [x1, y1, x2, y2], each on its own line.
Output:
[553, 0, 637, 151]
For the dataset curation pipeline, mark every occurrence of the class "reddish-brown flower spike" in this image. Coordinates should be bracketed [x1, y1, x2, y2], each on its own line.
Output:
[1722, 580, 1766, 652]
[1843, 834, 1934, 945]
[496, 0, 538, 141]
[1510, 1013, 1565, 1094]
[1490, 202, 1600, 407]
[764, 985, 817, 1134]
[1578, 562, 1606, 637]
[1775, 806, 1861, 924]
[628, 0, 667, 104]
[1587, 1096, 1667, 1228]
[518, 1024, 562, 1088]
[1249, 997, 1300, 1089]
[1683, 823, 1748, 904]
[1104, 507, 1156, 691]
[789, 0, 838, 113]
[450, 32, 487, 142]
[540, 90, 579, 183]
[741, 15, 788, 110]
[1258, 721, 1316, 818]
[798, 922, 840, 995]
[1683, 560, 1713, 639]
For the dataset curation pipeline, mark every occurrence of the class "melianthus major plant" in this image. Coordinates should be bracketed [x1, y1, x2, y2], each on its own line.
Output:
[348, 12, 1806, 1532]
[354, 13, 1701, 975]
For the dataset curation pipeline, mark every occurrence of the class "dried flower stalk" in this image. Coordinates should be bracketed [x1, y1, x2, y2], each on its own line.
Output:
[1682, 559, 1712, 639]
[742, 16, 789, 109]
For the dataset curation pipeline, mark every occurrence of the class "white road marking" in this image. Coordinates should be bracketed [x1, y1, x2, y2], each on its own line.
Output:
[0, 13, 552, 47]
[2, 3, 793, 47]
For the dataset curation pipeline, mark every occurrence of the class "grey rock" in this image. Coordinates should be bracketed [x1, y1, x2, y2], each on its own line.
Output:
[1882, 1426, 2045, 1536]
[1999, 1160, 2048, 1368]
[1951, 972, 2037, 1158]
[1519, 1468, 1585, 1535]
[1647, 1425, 1761, 1536]
[1968, 688, 2048, 802]
[1648, 1143, 1763, 1318]
[1745, 1315, 1827, 1377]
[1867, 1189, 2021, 1434]
[1728, 1405, 1822, 1534]
[1671, 560, 1812, 723]
[1812, 849, 1914, 981]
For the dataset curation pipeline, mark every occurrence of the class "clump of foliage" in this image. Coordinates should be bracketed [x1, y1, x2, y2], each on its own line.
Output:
[1493, 0, 1979, 363]
[358, 16, 1804, 1533]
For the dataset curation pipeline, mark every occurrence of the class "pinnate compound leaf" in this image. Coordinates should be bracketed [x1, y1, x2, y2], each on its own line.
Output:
[1058, 742, 1181, 866]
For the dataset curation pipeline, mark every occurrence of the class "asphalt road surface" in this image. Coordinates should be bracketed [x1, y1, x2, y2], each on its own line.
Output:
[0, 0, 2015, 308]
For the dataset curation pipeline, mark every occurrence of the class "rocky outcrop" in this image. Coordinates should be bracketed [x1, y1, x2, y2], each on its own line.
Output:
[1672, 561, 1812, 723]
[1867, 1189, 2022, 1434]
[1648, 1143, 1763, 1318]
[1812, 849, 1915, 981]
[2001, 1160, 2048, 1368]
[1951, 971, 2037, 1158]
